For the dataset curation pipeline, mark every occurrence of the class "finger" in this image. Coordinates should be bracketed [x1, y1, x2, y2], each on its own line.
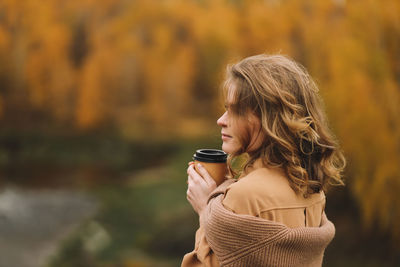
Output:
[195, 163, 216, 187]
[186, 189, 192, 201]
[186, 165, 199, 179]
[187, 174, 194, 186]
[187, 173, 199, 191]
[187, 164, 204, 184]
[187, 164, 198, 176]
[186, 185, 194, 196]
[188, 173, 195, 183]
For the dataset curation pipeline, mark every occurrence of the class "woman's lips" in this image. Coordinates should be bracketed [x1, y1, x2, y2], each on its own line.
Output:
[221, 133, 232, 141]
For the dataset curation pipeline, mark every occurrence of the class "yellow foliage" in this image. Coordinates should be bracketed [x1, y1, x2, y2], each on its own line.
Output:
[0, 0, 400, 243]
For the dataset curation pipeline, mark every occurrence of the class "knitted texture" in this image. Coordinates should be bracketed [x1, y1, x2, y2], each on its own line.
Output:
[203, 180, 335, 267]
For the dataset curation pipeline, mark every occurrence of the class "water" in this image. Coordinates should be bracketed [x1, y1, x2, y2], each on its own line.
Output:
[0, 187, 98, 267]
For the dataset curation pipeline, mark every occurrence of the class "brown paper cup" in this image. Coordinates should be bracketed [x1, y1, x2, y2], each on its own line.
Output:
[194, 161, 227, 186]
[193, 149, 228, 186]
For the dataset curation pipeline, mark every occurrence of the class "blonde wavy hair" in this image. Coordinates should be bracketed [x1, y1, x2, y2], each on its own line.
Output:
[224, 54, 345, 196]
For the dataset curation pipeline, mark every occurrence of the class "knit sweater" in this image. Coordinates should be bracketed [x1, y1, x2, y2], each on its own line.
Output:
[182, 169, 327, 267]
[202, 180, 335, 267]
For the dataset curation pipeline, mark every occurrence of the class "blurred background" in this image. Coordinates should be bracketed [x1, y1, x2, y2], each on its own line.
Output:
[0, 0, 399, 266]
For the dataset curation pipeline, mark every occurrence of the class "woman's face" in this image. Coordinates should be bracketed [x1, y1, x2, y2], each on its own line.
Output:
[217, 85, 264, 154]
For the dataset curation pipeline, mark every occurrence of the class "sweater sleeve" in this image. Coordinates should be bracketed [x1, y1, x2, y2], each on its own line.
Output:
[203, 194, 336, 267]
[181, 179, 236, 267]
[181, 226, 220, 267]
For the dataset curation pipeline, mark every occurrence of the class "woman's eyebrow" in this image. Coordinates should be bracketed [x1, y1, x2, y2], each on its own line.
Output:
[224, 103, 232, 109]
[224, 102, 234, 108]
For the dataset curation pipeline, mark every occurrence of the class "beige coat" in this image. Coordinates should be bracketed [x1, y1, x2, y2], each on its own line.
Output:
[182, 167, 326, 267]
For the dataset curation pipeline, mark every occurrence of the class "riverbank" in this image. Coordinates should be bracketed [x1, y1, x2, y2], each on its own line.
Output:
[0, 187, 97, 267]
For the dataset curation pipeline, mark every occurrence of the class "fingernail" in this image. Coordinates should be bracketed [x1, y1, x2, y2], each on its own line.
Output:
[197, 163, 202, 168]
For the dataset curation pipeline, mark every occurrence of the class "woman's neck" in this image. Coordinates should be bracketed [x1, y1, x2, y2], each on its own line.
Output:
[241, 157, 285, 178]
[239, 158, 263, 178]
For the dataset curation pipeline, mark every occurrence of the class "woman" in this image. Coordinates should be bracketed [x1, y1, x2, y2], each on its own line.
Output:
[182, 54, 345, 267]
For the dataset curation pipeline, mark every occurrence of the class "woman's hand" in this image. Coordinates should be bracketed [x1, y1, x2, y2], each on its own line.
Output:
[186, 162, 217, 217]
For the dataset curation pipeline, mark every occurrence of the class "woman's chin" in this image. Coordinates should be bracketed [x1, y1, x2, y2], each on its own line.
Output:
[222, 142, 237, 154]
[221, 143, 229, 153]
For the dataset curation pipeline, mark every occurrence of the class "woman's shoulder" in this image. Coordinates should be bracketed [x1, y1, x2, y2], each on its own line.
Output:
[222, 167, 325, 216]
[228, 167, 293, 198]
[222, 168, 291, 216]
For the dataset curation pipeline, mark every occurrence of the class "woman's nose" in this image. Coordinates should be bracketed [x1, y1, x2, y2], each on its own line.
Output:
[217, 111, 228, 127]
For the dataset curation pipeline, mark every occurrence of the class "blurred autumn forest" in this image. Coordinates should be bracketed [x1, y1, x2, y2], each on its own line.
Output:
[0, 0, 400, 264]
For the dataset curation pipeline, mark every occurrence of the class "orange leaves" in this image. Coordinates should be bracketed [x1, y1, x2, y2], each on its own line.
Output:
[0, 0, 400, 241]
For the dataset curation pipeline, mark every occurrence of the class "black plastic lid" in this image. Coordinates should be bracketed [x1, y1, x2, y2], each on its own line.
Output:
[193, 149, 227, 163]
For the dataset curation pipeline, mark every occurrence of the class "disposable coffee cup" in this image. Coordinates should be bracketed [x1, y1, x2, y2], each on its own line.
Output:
[193, 149, 228, 186]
